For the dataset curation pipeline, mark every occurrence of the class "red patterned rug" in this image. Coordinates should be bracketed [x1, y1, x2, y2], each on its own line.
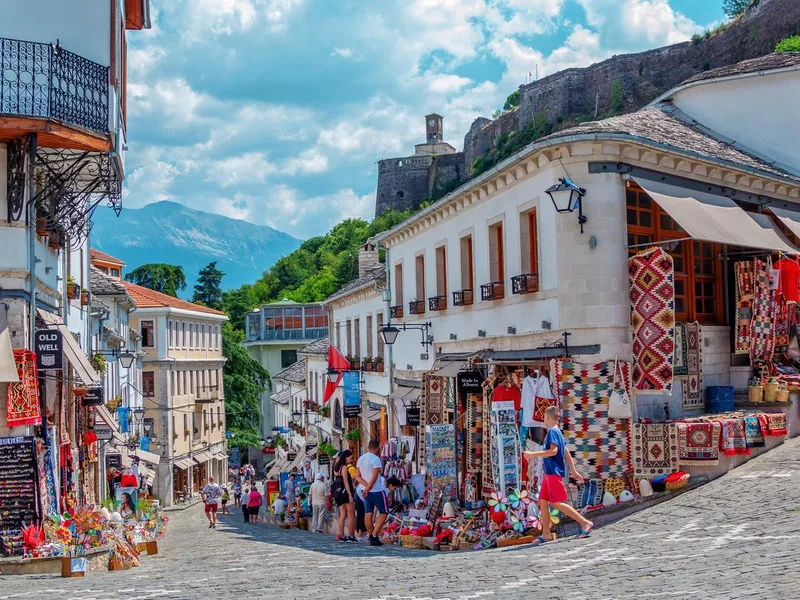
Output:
[758, 413, 788, 436]
[6, 349, 41, 427]
[632, 422, 679, 480]
[677, 421, 720, 465]
[749, 258, 776, 361]
[682, 322, 704, 410]
[719, 419, 751, 456]
[629, 247, 675, 393]
[734, 261, 754, 355]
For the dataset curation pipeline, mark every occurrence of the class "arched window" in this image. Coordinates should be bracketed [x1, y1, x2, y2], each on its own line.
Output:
[333, 398, 343, 430]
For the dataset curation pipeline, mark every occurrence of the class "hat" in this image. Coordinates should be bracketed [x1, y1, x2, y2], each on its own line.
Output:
[316, 473, 324, 480]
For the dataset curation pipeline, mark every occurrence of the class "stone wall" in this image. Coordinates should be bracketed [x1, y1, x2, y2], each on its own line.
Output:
[375, 156, 432, 216]
[462, 110, 517, 173]
[428, 152, 467, 199]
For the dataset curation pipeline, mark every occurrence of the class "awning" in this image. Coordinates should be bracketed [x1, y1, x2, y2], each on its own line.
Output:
[193, 450, 213, 464]
[174, 457, 194, 470]
[0, 306, 19, 383]
[636, 180, 800, 253]
[271, 388, 290, 405]
[392, 387, 420, 426]
[94, 405, 127, 444]
[213, 452, 227, 461]
[432, 361, 464, 378]
[139, 463, 155, 485]
[37, 309, 100, 384]
[769, 206, 800, 240]
[390, 385, 415, 400]
[133, 447, 160, 466]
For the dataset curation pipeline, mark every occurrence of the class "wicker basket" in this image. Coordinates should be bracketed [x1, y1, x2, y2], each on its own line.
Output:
[764, 381, 779, 403]
[401, 535, 425, 549]
[776, 385, 790, 403]
[748, 385, 763, 403]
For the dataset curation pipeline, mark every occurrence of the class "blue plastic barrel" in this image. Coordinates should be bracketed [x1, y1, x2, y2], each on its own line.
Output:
[706, 386, 734, 413]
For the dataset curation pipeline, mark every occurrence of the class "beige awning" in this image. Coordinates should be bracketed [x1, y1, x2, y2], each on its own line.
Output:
[174, 457, 194, 470]
[37, 309, 100, 384]
[0, 306, 19, 383]
[432, 361, 463, 378]
[139, 463, 155, 485]
[133, 447, 161, 466]
[389, 385, 415, 400]
[193, 450, 213, 464]
[769, 206, 800, 240]
[637, 180, 800, 253]
[213, 452, 227, 461]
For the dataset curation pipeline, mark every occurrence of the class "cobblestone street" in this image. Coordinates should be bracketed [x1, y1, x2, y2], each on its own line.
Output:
[3, 438, 800, 600]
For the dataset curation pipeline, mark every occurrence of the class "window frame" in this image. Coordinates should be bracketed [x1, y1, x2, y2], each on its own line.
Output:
[141, 320, 154, 348]
[142, 371, 155, 397]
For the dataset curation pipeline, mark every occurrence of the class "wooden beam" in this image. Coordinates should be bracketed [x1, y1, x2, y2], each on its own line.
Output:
[0, 116, 109, 152]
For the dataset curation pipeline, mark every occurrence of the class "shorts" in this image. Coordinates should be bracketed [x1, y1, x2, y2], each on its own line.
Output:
[248, 505, 261, 514]
[539, 474, 568, 503]
[221, 500, 228, 506]
[204, 503, 218, 513]
[362, 490, 389, 515]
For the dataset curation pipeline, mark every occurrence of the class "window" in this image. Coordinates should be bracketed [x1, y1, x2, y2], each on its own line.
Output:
[181, 322, 186, 348]
[435, 246, 447, 299]
[334, 398, 342, 429]
[216, 326, 220, 350]
[488, 222, 505, 283]
[217, 407, 222, 429]
[200, 325, 205, 349]
[336, 322, 341, 350]
[376, 312, 384, 359]
[111, 268, 119, 278]
[415, 255, 425, 302]
[626, 184, 723, 324]
[346, 320, 352, 355]
[190, 371, 195, 394]
[171, 371, 175, 395]
[520, 209, 539, 277]
[183, 413, 188, 437]
[394, 263, 404, 306]
[354, 318, 361, 358]
[142, 371, 155, 397]
[141, 321, 154, 348]
[181, 371, 186, 395]
[168, 321, 174, 348]
[460, 234, 474, 290]
[366, 315, 373, 359]
[281, 350, 298, 369]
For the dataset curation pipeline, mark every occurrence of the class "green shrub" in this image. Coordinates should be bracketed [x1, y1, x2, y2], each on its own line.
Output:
[691, 33, 703, 45]
[776, 35, 800, 53]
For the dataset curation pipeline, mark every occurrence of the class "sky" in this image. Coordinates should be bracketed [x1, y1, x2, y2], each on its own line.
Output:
[124, 0, 724, 240]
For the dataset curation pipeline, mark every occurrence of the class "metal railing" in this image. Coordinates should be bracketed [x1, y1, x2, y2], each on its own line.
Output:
[408, 300, 425, 315]
[0, 37, 109, 133]
[246, 327, 328, 342]
[428, 295, 447, 311]
[452, 289, 474, 307]
[480, 281, 505, 301]
[511, 273, 539, 295]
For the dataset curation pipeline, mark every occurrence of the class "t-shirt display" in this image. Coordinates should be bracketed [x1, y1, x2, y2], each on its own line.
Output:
[775, 257, 800, 302]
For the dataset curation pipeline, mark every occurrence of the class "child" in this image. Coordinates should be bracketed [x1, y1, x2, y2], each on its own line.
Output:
[220, 486, 230, 515]
[523, 405, 593, 544]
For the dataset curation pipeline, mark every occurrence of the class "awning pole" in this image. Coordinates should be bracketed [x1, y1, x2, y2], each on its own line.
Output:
[626, 237, 693, 250]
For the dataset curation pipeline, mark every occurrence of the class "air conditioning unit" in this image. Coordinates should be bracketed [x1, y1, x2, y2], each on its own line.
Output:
[478, 330, 486, 338]
[449, 333, 457, 340]
[541, 320, 552, 330]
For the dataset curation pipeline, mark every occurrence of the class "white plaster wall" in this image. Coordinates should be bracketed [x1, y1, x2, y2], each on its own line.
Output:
[672, 70, 800, 172]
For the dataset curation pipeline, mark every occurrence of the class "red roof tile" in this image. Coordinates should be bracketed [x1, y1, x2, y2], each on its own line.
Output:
[90, 248, 126, 265]
[122, 281, 227, 316]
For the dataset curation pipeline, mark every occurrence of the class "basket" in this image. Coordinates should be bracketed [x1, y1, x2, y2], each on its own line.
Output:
[776, 385, 790, 403]
[401, 535, 425, 549]
[748, 385, 763, 404]
[764, 381, 779, 403]
[665, 473, 689, 491]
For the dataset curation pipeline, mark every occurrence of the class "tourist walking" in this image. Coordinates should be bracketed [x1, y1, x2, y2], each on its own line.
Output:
[309, 473, 328, 533]
[241, 487, 250, 524]
[332, 449, 357, 542]
[357, 439, 389, 546]
[284, 473, 299, 508]
[220, 486, 230, 515]
[200, 476, 223, 529]
[232, 480, 242, 507]
[248, 484, 263, 524]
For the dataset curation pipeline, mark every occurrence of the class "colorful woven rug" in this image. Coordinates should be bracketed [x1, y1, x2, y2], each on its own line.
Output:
[734, 261, 754, 355]
[749, 258, 776, 361]
[629, 247, 675, 393]
[676, 421, 720, 465]
[719, 419, 751, 456]
[743, 416, 765, 448]
[758, 413, 788, 436]
[576, 479, 605, 509]
[552, 359, 630, 480]
[632, 423, 679, 479]
[774, 294, 794, 357]
[673, 322, 688, 376]
[6, 349, 41, 427]
[422, 374, 445, 425]
[682, 322, 704, 410]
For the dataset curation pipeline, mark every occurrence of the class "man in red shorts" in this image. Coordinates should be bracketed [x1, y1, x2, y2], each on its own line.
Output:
[201, 476, 223, 529]
[523, 406, 593, 544]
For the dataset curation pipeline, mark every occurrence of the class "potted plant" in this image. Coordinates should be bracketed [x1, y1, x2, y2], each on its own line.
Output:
[363, 356, 373, 371]
[106, 394, 119, 410]
[36, 211, 48, 237]
[344, 427, 361, 442]
[374, 356, 384, 373]
[80, 288, 90, 306]
[72, 385, 88, 397]
[48, 227, 61, 250]
[318, 404, 330, 418]
[66, 276, 79, 300]
[276, 435, 286, 448]
[92, 353, 106, 375]
[346, 354, 358, 369]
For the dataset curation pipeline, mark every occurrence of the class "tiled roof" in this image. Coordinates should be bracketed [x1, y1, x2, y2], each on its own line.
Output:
[273, 358, 307, 383]
[122, 281, 227, 316]
[543, 106, 800, 182]
[298, 337, 330, 356]
[90, 267, 128, 296]
[683, 52, 800, 84]
[271, 388, 291, 405]
[90, 248, 125, 265]
[324, 266, 386, 304]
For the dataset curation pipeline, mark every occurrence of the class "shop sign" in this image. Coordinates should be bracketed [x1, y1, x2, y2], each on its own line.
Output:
[106, 453, 122, 470]
[406, 407, 421, 427]
[94, 426, 114, 441]
[83, 387, 104, 406]
[287, 452, 297, 461]
[343, 371, 361, 417]
[318, 453, 330, 465]
[457, 370, 484, 393]
[367, 401, 384, 411]
[34, 329, 63, 371]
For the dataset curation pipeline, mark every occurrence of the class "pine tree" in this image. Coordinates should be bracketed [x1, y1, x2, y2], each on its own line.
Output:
[125, 264, 186, 297]
[192, 262, 225, 310]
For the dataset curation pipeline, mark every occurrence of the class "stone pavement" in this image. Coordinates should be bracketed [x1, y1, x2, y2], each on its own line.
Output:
[2, 438, 800, 599]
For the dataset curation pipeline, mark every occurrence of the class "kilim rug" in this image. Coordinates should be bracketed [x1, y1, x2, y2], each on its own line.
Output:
[734, 261, 754, 355]
[719, 419, 751, 456]
[631, 422, 678, 480]
[682, 322, 704, 410]
[6, 349, 41, 427]
[774, 294, 794, 357]
[422, 374, 445, 425]
[744, 416, 765, 448]
[576, 479, 605, 509]
[749, 258, 776, 361]
[553, 359, 630, 481]
[604, 476, 626, 499]
[758, 413, 789, 436]
[629, 247, 675, 393]
[673, 322, 688, 376]
[676, 421, 720, 466]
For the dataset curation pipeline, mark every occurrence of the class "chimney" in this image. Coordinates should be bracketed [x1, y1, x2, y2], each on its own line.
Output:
[358, 240, 379, 277]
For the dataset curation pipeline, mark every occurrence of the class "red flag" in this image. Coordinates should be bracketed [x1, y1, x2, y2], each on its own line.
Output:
[323, 344, 349, 403]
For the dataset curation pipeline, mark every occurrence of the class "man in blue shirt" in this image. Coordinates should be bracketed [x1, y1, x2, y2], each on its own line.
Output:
[524, 405, 594, 544]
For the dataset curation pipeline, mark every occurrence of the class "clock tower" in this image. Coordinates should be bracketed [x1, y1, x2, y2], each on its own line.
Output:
[425, 113, 443, 144]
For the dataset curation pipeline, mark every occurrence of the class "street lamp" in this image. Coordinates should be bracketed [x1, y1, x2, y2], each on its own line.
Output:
[118, 351, 136, 369]
[133, 407, 145, 423]
[378, 325, 400, 346]
[326, 367, 340, 384]
[379, 322, 432, 349]
[545, 177, 587, 234]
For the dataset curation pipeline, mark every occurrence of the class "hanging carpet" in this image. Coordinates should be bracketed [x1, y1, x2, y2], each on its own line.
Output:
[676, 421, 720, 466]
[631, 422, 679, 480]
[734, 261, 754, 355]
[6, 349, 41, 427]
[719, 418, 750, 456]
[758, 413, 788, 437]
[673, 322, 688, 376]
[682, 322, 704, 410]
[749, 258, 776, 362]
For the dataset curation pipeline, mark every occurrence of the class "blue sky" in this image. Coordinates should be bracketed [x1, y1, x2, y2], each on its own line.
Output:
[124, 0, 723, 239]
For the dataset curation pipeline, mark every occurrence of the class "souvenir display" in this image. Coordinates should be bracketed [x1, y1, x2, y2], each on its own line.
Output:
[425, 424, 458, 503]
[0, 436, 39, 555]
[490, 401, 519, 494]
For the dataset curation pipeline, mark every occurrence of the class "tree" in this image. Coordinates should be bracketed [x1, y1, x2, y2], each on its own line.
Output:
[125, 264, 186, 297]
[192, 262, 225, 310]
[222, 323, 269, 449]
[503, 89, 520, 111]
[722, 0, 752, 19]
[776, 35, 800, 53]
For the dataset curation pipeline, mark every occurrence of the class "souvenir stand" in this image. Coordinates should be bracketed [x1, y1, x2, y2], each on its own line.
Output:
[0, 436, 40, 556]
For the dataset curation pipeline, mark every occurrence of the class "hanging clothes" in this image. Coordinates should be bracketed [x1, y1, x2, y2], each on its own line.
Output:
[520, 375, 537, 427]
[491, 382, 521, 411]
[774, 256, 800, 303]
[532, 374, 556, 427]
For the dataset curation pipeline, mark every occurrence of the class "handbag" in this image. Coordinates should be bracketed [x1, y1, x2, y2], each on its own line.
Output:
[608, 357, 632, 419]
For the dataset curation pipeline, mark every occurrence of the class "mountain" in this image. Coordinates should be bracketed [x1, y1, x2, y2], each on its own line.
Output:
[91, 201, 301, 293]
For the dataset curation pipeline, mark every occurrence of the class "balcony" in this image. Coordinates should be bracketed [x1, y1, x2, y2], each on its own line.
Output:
[452, 289, 474, 307]
[195, 385, 220, 404]
[408, 300, 425, 315]
[247, 326, 328, 342]
[390, 305, 404, 319]
[511, 273, 539, 295]
[481, 281, 505, 301]
[0, 37, 109, 135]
[428, 295, 447, 312]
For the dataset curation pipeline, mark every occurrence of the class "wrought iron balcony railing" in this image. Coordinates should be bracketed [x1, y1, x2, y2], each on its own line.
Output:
[408, 300, 425, 315]
[390, 305, 404, 319]
[428, 295, 447, 312]
[452, 289, 474, 307]
[480, 281, 505, 301]
[511, 273, 539, 295]
[0, 37, 109, 134]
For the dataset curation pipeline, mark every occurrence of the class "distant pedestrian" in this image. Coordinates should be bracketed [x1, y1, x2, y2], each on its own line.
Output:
[241, 488, 251, 524]
[285, 473, 298, 507]
[272, 495, 286, 519]
[302, 459, 313, 482]
[220, 486, 230, 515]
[248, 485, 263, 524]
[332, 450, 357, 542]
[357, 439, 389, 546]
[309, 473, 328, 533]
[201, 476, 223, 529]
[232, 480, 242, 507]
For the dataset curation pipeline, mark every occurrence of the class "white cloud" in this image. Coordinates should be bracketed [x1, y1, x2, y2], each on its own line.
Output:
[176, 0, 305, 43]
[124, 159, 179, 207]
[282, 148, 329, 176]
[331, 47, 354, 58]
[427, 74, 473, 95]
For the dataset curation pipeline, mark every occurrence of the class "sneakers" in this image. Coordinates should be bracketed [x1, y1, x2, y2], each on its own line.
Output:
[368, 535, 384, 546]
[347, 536, 358, 543]
[208, 522, 213, 529]
[337, 535, 345, 542]
[357, 536, 370, 543]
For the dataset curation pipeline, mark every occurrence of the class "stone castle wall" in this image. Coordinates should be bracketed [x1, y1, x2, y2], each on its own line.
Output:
[375, 156, 432, 216]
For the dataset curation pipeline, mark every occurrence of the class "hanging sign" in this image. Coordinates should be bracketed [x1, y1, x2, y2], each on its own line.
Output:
[287, 452, 297, 461]
[83, 387, 104, 406]
[318, 453, 330, 465]
[34, 329, 63, 371]
[406, 406, 421, 427]
[106, 453, 122, 470]
[342, 371, 361, 417]
[457, 370, 484, 393]
[94, 425, 114, 441]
